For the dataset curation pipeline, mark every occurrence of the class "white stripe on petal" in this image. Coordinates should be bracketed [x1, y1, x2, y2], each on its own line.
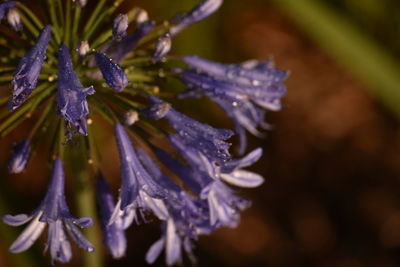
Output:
[10, 212, 46, 253]
[220, 170, 264, 188]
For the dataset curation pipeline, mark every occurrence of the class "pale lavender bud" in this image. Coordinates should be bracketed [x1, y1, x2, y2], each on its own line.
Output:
[135, 9, 148, 25]
[113, 14, 129, 40]
[77, 41, 90, 57]
[123, 110, 139, 126]
[153, 33, 171, 63]
[7, 8, 22, 31]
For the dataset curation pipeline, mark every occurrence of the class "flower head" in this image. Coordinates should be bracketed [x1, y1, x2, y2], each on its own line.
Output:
[2, 159, 94, 264]
[57, 44, 95, 137]
[9, 25, 51, 111]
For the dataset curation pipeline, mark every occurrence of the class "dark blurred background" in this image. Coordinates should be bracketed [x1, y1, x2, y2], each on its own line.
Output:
[1, 0, 400, 266]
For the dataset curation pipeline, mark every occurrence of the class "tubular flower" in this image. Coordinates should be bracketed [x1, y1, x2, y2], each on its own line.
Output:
[2, 159, 94, 264]
[1, 0, 288, 265]
[9, 25, 51, 110]
[57, 44, 95, 137]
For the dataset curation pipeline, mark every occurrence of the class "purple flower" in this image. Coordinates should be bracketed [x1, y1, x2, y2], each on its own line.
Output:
[8, 139, 30, 174]
[170, 0, 223, 36]
[147, 97, 234, 165]
[113, 14, 128, 40]
[178, 56, 287, 153]
[8, 25, 52, 111]
[103, 21, 155, 63]
[2, 159, 94, 264]
[94, 52, 128, 91]
[109, 124, 169, 227]
[57, 44, 95, 137]
[152, 33, 171, 63]
[96, 176, 127, 259]
[0, 1, 15, 20]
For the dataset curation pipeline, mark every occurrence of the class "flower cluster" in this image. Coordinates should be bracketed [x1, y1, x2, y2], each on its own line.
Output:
[0, 0, 288, 265]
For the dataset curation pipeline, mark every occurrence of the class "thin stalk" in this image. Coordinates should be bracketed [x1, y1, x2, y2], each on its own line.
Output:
[47, 0, 62, 44]
[72, 138, 104, 267]
[64, 0, 72, 47]
[83, 0, 124, 42]
[83, 0, 107, 39]
[71, 3, 82, 49]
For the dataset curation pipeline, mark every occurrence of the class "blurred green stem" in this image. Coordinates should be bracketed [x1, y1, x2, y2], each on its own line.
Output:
[71, 141, 103, 267]
[271, 0, 400, 117]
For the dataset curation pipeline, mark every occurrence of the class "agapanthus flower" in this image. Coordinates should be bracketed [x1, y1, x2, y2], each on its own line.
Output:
[147, 97, 234, 165]
[57, 44, 95, 136]
[110, 123, 169, 227]
[178, 56, 288, 153]
[9, 25, 51, 111]
[0, 0, 287, 265]
[2, 159, 94, 263]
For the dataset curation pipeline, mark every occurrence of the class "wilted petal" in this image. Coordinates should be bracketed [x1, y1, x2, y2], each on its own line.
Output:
[9, 25, 51, 110]
[95, 52, 128, 91]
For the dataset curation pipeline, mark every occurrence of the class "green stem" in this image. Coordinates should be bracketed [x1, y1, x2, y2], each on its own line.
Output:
[83, 0, 107, 40]
[72, 138, 104, 267]
[271, 0, 400, 118]
[64, 0, 72, 47]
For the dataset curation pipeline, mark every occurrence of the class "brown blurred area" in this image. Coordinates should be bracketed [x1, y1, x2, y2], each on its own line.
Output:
[2, 0, 400, 266]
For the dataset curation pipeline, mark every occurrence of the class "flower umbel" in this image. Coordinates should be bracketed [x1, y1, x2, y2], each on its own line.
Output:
[1, 0, 288, 265]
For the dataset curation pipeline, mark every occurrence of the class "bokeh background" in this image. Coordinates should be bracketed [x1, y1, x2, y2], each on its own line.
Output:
[1, 0, 400, 266]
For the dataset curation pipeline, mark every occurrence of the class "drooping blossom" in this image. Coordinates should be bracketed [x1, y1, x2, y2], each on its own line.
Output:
[2, 159, 94, 264]
[8, 139, 30, 174]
